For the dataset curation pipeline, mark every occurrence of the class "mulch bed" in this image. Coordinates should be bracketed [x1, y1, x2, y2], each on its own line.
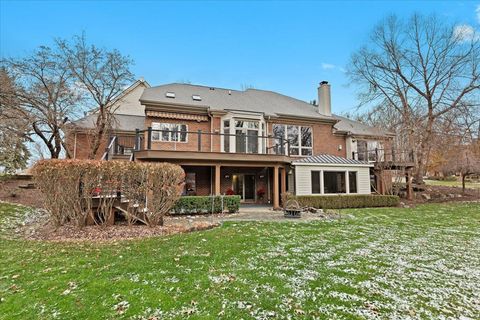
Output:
[0, 176, 44, 209]
[21, 220, 220, 242]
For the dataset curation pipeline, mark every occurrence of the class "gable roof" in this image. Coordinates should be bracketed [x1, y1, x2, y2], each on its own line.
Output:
[140, 83, 336, 122]
[293, 154, 372, 166]
[70, 113, 145, 132]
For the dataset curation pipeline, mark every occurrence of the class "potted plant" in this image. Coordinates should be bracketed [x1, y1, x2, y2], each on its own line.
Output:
[226, 187, 235, 195]
[256, 187, 265, 200]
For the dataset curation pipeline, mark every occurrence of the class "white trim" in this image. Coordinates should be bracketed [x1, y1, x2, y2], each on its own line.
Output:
[293, 162, 373, 168]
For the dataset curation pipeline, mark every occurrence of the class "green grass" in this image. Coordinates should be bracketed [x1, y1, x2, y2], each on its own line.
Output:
[1, 202, 479, 319]
[425, 179, 480, 189]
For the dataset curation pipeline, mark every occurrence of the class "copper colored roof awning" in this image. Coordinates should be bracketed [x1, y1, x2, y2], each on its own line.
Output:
[146, 111, 209, 122]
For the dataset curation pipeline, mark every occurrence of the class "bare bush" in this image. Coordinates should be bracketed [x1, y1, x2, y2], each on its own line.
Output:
[32, 160, 184, 227]
[145, 163, 185, 227]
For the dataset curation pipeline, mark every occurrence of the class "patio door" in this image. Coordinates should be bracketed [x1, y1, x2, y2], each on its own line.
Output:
[233, 174, 256, 201]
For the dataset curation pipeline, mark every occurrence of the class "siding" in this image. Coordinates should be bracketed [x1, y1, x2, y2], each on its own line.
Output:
[294, 164, 371, 195]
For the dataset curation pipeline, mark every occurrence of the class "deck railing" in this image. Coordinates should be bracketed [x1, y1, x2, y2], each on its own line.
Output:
[135, 128, 291, 156]
[352, 148, 415, 164]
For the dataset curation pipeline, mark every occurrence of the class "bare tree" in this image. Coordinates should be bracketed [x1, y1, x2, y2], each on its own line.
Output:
[1, 47, 82, 159]
[57, 34, 134, 159]
[0, 68, 30, 172]
[348, 14, 480, 183]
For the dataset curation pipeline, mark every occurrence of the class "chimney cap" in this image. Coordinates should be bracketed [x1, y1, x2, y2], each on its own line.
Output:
[320, 81, 329, 85]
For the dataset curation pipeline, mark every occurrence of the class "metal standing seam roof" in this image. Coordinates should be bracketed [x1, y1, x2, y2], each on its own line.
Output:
[293, 154, 371, 165]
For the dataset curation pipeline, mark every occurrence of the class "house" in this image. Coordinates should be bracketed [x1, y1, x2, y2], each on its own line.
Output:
[67, 80, 414, 208]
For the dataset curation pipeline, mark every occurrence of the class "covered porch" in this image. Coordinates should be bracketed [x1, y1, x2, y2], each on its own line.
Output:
[180, 164, 290, 209]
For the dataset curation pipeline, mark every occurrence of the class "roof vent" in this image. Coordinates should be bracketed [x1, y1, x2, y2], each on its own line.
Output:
[192, 94, 201, 101]
[209, 87, 215, 90]
[165, 92, 175, 98]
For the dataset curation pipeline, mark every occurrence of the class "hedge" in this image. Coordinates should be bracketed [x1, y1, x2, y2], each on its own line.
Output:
[32, 160, 184, 227]
[289, 194, 400, 209]
[172, 195, 241, 215]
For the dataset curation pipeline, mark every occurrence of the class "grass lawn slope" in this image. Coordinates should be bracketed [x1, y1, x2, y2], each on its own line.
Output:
[0, 202, 479, 319]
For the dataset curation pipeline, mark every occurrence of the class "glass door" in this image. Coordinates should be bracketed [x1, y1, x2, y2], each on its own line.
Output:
[234, 120, 259, 153]
[232, 174, 256, 201]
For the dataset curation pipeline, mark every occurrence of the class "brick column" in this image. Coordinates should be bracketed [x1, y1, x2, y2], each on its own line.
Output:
[273, 166, 279, 209]
[215, 165, 221, 195]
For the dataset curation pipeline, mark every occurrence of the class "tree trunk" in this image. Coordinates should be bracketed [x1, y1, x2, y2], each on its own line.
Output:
[462, 174, 466, 194]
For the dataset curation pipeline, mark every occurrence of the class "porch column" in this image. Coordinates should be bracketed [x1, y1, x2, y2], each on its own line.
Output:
[215, 164, 221, 195]
[273, 165, 280, 209]
[280, 166, 287, 196]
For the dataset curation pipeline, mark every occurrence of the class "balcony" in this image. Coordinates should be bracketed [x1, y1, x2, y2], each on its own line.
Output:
[352, 148, 415, 169]
[103, 128, 292, 164]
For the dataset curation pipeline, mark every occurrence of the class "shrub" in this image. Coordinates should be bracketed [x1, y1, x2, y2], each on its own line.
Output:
[289, 194, 400, 209]
[172, 195, 241, 215]
[32, 160, 184, 227]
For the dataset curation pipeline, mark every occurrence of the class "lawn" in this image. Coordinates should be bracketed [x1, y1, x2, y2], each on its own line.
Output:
[425, 179, 480, 189]
[1, 202, 479, 319]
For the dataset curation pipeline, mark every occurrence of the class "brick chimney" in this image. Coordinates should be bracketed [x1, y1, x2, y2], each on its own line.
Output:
[318, 81, 331, 116]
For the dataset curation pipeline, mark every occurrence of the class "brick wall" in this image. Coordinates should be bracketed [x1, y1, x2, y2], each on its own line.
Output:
[65, 131, 108, 160]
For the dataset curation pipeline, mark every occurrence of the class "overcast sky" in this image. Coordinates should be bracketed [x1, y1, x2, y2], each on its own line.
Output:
[1, 0, 479, 114]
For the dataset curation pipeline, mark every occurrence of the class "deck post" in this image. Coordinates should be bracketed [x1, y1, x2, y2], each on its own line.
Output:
[273, 166, 280, 209]
[406, 169, 413, 200]
[215, 164, 221, 195]
[147, 127, 152, 150]
[135, 129, 140, 151]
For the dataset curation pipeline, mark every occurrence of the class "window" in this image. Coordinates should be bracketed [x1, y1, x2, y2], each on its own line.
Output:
[272, 124, 312, 156]
[165, 92, 175, 98]
[151, 123, 188, 142]
[349, 171, 357, 193]
[192, 95, 201, 101]
[323, 171, 346, 194]
[235, 120, 259, 153]
[311, 171, 321, 194]
[223, 120, 230, 152]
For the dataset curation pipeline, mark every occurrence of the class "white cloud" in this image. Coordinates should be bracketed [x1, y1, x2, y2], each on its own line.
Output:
[476, 5, 480, 24]
[453, 24, 479, 41]
[321, 63, 336, 70]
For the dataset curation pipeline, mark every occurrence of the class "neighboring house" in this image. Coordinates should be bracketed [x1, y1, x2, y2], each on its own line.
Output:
[67, 80, 414, 208]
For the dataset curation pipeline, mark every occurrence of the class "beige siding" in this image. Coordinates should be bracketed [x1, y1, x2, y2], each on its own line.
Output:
[294, 164, 371, 195]
[113, 83, 148, 116]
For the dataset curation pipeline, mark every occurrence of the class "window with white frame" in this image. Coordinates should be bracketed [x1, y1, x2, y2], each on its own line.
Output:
[273, 124, 312, 156]
[151, 122, 188, 142]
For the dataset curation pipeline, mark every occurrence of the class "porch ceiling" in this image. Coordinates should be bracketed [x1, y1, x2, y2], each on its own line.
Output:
[134, 150, 291, 166]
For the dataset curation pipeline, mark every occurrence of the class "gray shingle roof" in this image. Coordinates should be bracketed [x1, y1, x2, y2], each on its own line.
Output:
[70, 114, 145, 132]
[333, 115, 394, 137]
[140, 83, 336, 121]
[293, 154, 371, 165]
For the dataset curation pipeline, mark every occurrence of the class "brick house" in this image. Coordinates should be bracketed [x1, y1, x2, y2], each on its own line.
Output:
[67, 80, 414, 208]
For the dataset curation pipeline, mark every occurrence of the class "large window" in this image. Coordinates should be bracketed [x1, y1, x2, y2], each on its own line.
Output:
[235, 120, 259, 153]
[151, 123, 188, 142]
[273, 124, 312, 156]
[323, 171, 346, 194]
[223, 120, 230, 152]
[349, 171, 357, 193]
[311, 171, 321, 194]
